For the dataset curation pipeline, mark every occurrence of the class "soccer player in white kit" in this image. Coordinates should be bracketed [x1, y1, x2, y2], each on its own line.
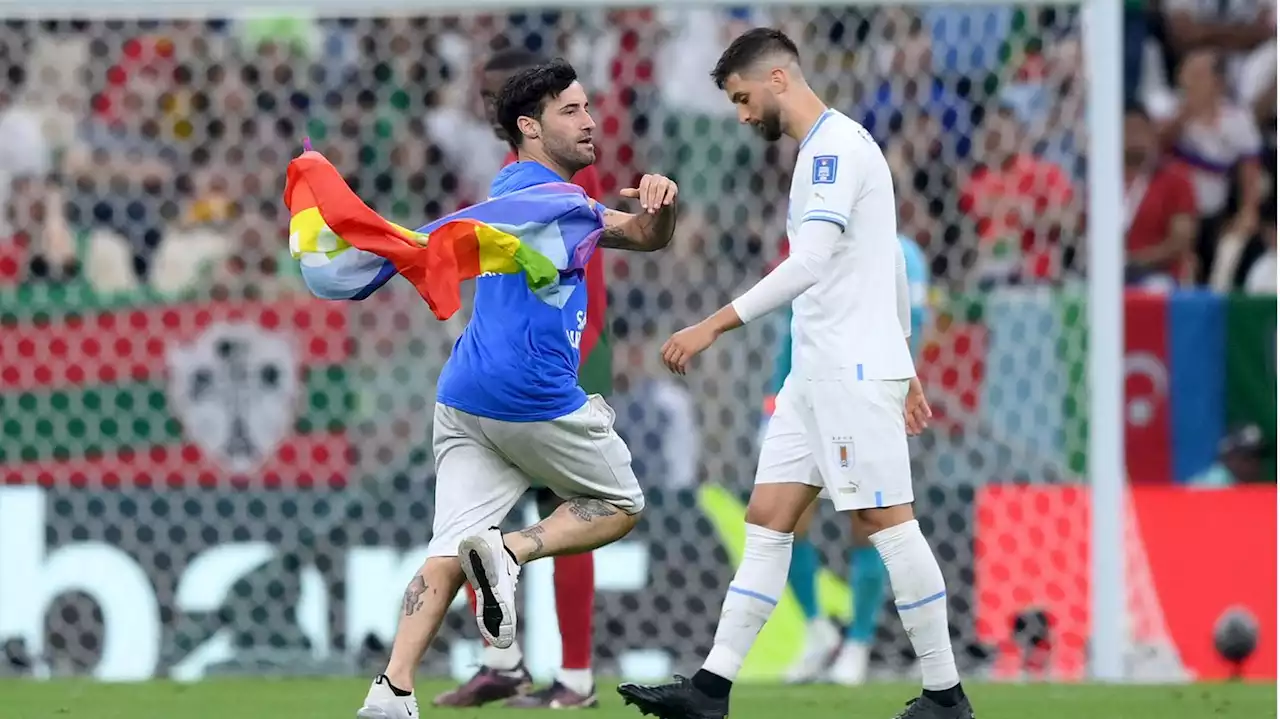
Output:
[618, 29, 974, 719]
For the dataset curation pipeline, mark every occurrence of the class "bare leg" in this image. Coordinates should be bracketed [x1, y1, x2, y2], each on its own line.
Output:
[503, 496, 639, 564]
[854, 503, 916, 535]
[383, 556, 466, 691]
[794, 498, 818, 536]
[744, 482, 820, 531]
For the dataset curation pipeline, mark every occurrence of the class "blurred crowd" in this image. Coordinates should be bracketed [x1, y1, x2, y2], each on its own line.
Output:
[0, 7, 1273, 301]
[1124, 0, 1276, 293]
[0, 7, 1273, 489]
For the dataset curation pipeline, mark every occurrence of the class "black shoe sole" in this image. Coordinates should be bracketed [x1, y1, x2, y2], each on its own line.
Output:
[467, 548, 505, 639]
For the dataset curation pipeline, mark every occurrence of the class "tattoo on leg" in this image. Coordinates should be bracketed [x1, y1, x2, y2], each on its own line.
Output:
[402, 574, 427, 616]
[567, 497, 620, 522]
[520, 525, 546, 556]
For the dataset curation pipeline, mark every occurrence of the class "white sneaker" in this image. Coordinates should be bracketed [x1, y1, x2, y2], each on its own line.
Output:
[785, 618, 841, 683]
[828, 639, 871, 686]
[356, 675, 419, 719]
[459, 527, 520, 649]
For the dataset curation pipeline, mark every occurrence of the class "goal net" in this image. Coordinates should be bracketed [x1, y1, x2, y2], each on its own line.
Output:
[0, 5, 1164, 684]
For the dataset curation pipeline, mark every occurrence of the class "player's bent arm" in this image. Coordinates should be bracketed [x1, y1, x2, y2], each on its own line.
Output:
[599, 207, 677, 252]
[726, 219, 841, 326]
[687, 220, 841, 339]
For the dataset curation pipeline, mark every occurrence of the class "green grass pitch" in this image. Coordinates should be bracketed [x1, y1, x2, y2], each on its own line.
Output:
[1, 679, 1274, 718]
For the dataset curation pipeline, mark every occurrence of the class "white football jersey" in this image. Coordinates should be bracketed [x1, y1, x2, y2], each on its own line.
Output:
[786, 109, 915, 381]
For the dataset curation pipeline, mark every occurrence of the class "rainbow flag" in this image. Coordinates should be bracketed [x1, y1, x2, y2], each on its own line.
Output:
[284, 149, 604, 320]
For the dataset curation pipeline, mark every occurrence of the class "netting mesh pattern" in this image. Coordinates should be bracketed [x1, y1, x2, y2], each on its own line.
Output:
[0, 8, 1150, 683]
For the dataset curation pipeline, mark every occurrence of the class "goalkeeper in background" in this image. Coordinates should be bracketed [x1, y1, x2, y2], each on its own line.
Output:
[777, 233, 931, 685]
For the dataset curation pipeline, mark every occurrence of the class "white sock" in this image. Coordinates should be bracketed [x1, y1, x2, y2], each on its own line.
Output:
[870, 519, 959, 691]
[556, 667, 593, 695]
[482, 641, 524, 671]
[702, 523, 793, 681]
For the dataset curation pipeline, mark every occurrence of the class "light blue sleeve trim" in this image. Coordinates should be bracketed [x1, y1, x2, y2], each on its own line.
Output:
[801, 210, 848, 231]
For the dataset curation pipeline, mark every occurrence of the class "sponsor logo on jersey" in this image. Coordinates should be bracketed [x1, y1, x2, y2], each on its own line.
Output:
[566, 309, 587, 350]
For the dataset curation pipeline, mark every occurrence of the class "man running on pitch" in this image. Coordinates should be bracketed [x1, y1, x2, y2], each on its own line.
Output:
[434, 48, 610, 711]
[354, 59, 680, 719]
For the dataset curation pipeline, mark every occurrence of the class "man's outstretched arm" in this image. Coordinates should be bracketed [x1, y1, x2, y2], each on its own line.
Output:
[598, 173, 679, 252]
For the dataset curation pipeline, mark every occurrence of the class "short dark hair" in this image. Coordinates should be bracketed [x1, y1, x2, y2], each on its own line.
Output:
[483, 48, 546, 74]
[710, 27, 800, 90]
[496, 58, 579, 148]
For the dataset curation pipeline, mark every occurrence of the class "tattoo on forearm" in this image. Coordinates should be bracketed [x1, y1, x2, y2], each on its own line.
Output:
[600, 227, 635, 250]
[599, 208, 676, 252]
[402, 574, 427, 616]
[567, 497, 620, 522]
[520, 525, 546, 556]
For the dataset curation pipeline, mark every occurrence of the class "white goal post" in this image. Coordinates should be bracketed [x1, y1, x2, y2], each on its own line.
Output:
[1, 0, 1126, 682]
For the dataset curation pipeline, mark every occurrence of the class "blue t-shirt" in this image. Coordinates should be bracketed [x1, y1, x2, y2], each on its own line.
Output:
[436, 162, 593, 422]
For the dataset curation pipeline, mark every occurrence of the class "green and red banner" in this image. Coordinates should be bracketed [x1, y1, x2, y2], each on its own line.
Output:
[1, 291, 354, 487]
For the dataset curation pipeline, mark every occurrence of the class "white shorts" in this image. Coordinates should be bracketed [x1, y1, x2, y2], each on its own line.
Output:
[426, 395, 644, 557]
[755, 377, 913, 512]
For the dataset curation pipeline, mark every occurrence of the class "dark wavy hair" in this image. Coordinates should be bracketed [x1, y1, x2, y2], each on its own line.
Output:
[496, 58, 579, 148]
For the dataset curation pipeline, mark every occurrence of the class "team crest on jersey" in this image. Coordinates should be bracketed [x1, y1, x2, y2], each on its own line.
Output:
[812, 155, 838, 185]
[832, 436, 854, 470]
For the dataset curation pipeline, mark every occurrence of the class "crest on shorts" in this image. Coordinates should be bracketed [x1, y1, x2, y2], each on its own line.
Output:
[832, 436, 854, 470]
[812, 155, 838, 184]
[166, 321, 300, 474]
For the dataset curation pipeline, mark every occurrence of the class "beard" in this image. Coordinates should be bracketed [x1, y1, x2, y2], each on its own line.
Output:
[752, 102, 784, 142]
[546, 133, 596, 174]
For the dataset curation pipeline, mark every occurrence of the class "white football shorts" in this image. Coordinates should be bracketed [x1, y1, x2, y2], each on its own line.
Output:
[755, 377, 913, 511]
[426, 394, 644, 557]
